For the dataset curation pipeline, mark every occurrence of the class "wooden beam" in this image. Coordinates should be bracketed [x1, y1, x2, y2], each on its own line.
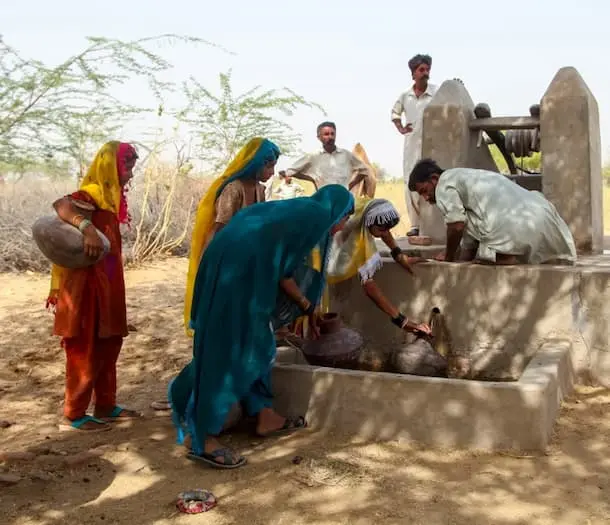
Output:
[469, 116, 540, 131]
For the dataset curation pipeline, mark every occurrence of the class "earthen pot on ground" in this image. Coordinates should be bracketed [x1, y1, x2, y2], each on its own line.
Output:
[32, 210, 110, 269]
[301, 313, 364, 369]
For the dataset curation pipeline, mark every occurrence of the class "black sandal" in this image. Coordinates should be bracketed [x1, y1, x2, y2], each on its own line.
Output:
[187, 448, 247, 470]
[257, 415, 307, 438]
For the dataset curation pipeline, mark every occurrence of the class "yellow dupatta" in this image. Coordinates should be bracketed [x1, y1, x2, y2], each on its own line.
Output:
[183, 137, 273, 334]
[325, 197, 378, 285]
[352, 143, 377, 198]
[48, 141, 123, 302]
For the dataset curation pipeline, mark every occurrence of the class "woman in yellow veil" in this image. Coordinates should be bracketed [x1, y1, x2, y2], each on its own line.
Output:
[151, 138, 280, 413]
[351, 143, 377, 198]
[49, 141, 142, 432]
[326, 197, 431, 335]
[183, 138, 280, 334]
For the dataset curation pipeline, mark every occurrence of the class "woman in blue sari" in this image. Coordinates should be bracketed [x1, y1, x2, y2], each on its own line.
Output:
[169, 184, 355, 469]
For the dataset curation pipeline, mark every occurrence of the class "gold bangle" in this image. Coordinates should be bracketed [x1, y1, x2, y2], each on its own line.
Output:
[71, 214, 85, 227]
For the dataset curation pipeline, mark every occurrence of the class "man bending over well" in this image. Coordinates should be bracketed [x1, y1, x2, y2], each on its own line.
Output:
[408, 159, 577, 265]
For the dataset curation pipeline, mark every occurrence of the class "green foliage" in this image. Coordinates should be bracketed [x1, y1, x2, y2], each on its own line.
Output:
[0, 34, 217, 174]
[178, 70, 325, 174]
[488, 143, 541, 174]
[603, 164, 610, 187]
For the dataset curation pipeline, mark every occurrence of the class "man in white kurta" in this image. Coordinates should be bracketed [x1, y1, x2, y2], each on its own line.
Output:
[273, 171, 305, 200]
[391, 54, 437, 236]
[408, 160, 577, 264]
[286, 121, 372, 194]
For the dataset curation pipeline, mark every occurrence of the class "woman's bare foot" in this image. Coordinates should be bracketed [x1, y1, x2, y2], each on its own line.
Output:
[255, 407, 306, 437]
[189, 436, 244, 467]
[256, 407, 286, 435]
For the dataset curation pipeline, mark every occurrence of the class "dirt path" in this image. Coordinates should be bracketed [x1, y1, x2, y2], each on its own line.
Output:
[0, 259, 608, 524]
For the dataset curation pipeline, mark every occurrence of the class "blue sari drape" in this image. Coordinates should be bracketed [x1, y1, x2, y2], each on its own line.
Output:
[169, 185, 354, 454]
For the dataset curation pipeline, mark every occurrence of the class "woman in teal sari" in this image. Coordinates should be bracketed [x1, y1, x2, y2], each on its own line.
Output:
[169, 184, 355, 469]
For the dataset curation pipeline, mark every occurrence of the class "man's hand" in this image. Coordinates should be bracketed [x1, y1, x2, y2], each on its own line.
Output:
[400, 123, 414, 135]
[434, 251, 446, 262]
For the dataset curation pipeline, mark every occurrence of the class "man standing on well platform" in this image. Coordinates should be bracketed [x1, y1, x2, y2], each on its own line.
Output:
[391, 54, 437, 237]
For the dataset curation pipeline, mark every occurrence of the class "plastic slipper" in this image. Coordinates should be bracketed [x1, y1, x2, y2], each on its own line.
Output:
[257, 415, 307, 438]
[176, 489, 217, 514]
[187, 448, 247, 470]
[150, 400, 171, 411]
[59, 415, 111, 433]
[97, 406, 142, 422]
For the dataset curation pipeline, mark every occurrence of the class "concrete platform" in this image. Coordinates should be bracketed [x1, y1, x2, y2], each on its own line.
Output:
[340, 242, 610, 386]
[272, 339, 574, 452]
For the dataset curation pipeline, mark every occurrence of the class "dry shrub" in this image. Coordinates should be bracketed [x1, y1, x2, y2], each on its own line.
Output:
[0, 170, 211, 273]
[0, 177, 73, 272]
[123, 164, 209, 264]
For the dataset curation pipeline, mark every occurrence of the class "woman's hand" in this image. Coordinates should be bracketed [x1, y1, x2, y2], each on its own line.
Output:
[396, 254, 426, 275]
[413, 322, 432, 336]
[404, 321, 432, 337]
[307, 312, 320, 340]
[83, 225, 104, 259]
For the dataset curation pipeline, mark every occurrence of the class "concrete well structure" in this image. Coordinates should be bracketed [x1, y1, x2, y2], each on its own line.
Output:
[270, 254, 610, 452]
[273, 339, 573, 451]
[270, 67, 606, 453]
[416, 67, 602, 256]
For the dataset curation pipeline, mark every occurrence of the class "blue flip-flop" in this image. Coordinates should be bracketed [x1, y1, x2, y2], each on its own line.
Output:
[97, 406, 142, 422]
[59, 415, 111, 433]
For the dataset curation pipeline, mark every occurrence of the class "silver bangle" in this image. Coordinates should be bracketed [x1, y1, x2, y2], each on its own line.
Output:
[78, 219, 92, 232]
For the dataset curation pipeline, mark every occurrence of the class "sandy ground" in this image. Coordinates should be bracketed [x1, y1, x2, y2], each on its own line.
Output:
[0, 258, 608, 525]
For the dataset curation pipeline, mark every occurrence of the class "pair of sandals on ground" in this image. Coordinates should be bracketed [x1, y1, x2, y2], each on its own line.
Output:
[151, 401, 306, 469]
[59, 406, 142, 433]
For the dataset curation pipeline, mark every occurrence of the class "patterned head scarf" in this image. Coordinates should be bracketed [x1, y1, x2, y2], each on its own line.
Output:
[363, 199, 400, 228]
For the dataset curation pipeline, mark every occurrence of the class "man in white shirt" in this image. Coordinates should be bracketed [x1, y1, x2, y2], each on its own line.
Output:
[408, 159, 577, 265]
[391, 54, 437, 237]
[286, 121, 373, 196]
[273, 170, 305, 200]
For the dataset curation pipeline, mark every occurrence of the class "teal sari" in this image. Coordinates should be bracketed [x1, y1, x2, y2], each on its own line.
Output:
[169, 185, 354, 454]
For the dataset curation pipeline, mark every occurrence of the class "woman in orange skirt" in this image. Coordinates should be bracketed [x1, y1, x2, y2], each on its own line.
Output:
[48, 141, 141, 432]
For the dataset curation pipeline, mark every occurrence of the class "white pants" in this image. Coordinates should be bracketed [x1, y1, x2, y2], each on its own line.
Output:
[404, 185, 421, 230]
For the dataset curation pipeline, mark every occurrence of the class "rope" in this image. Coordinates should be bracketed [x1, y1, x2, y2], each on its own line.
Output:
[504, 129, 540, 158]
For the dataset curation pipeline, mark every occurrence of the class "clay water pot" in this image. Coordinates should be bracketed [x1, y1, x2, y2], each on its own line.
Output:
[302, 312, 363, 369]
[318, 312, 341, 335]
[392, 337, 448, 377]
[32, 214, 110, 269]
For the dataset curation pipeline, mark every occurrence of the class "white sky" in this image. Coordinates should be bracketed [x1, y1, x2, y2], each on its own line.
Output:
[4, 0, 609, 176]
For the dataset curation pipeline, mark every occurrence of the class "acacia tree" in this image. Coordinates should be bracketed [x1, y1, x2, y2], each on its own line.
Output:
[178, 70, 325, 174]
[0, 34, 218, 176]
